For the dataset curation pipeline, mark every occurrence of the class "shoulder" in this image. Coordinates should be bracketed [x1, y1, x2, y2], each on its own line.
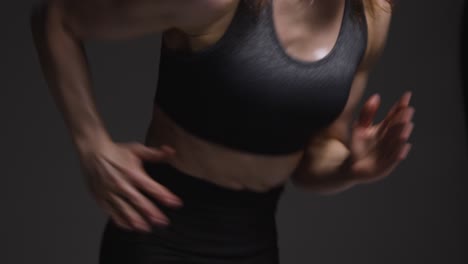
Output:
[359, 0, 393, 72]
[172, 0, 240, 34]
[38, 0, 235, 39]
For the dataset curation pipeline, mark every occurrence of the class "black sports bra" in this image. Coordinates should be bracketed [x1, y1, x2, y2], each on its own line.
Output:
[154, 0, 368, 155]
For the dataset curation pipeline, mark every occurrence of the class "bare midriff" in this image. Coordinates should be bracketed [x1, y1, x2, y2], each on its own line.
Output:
[144, 103, 305, 193]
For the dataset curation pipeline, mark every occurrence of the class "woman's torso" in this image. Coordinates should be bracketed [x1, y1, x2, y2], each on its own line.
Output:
[144, 0, 367, 192]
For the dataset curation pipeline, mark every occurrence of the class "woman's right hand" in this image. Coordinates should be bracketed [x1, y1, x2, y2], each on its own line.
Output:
[76, 140, 183, 233]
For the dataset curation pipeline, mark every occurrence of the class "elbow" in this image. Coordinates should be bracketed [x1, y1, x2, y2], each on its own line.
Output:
[30, 1, 62, 42]
[30, 1, 82, 42]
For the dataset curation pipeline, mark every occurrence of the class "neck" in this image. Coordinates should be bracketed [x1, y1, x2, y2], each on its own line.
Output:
[276, 0, 344, 19]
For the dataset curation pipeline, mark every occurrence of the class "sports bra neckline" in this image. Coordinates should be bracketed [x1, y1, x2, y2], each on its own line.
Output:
[267, 0, 349, 67]
[162, 0, 350, 66]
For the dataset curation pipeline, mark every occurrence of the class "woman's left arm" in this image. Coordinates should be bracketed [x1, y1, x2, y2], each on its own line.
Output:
[291, 0, 414, 195]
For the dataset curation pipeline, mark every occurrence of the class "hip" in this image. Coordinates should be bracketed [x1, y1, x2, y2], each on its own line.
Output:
[99, 161, 285, 262]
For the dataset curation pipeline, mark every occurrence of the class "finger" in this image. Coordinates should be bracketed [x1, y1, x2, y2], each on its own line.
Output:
[383, 142, 411, 174]
[387, 122, 414, 161]
[116, 182, 171, 227]
[127, 143, 172, 162]
[379, 105, 405, 135]
[378, 107, 415, 139]
[399, 143, 412, 160]
[391, 91, 413, 114]
[357, 94, 380, 127]
[401, 90, 413, 106]
[160, 144, 177, 155]
[379, 122, 413, 164]
[382, 122, 407, 146]
[401, 122, 415, 141]
[108, 192, 153, 233]
[379, 91, 413, 131]
[106, 155, 183, 207]
[394, 106, 415, 124]
[376, 122, 406, 164]
[93, 194, 130, 229]
[99, 199, 133, 230]
[130, 166, 184, 208]
[99, 159, 172, 226]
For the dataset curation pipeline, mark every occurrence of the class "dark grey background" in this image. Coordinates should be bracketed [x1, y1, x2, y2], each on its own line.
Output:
[1, 0, 467, 263]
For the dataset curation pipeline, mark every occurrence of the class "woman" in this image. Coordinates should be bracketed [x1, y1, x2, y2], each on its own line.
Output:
[31, 0, 414, 263]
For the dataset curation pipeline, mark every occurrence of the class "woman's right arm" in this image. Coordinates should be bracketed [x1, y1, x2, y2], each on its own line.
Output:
[30, 0, 185, 232]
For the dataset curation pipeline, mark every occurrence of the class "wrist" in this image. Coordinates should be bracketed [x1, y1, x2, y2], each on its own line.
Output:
[72, 129, 113, 156]
[291, 153, 360, 194]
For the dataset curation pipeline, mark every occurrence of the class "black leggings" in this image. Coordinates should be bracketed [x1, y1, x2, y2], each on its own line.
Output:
[98, 161, 286, 264]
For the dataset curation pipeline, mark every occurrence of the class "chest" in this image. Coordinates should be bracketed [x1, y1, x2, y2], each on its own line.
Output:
[163, 0, 346, 64]
[154, 0, 367, 154]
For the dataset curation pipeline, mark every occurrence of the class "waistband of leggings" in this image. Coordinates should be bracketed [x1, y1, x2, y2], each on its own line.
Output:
[141, 161, 286, 210]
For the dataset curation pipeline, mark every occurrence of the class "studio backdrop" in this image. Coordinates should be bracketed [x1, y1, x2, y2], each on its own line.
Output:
[1, 0, 467, 264]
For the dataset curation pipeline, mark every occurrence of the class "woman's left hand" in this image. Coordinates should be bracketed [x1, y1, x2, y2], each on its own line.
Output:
[348, 91, 415, 184]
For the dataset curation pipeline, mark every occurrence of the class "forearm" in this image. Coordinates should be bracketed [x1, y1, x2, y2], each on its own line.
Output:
[30, 2, 112, 153]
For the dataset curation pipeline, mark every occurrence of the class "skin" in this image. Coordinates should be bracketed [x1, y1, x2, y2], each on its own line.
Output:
[31, 0, 414, 233]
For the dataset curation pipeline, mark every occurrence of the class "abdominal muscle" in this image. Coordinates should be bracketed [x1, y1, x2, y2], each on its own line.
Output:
[144, 104, 305, 192]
